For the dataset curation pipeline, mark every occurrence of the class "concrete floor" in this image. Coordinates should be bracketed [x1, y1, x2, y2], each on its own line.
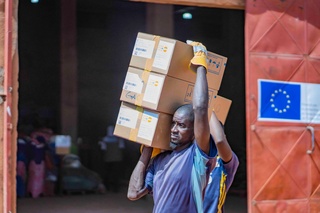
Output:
[17, 189, 247, 213]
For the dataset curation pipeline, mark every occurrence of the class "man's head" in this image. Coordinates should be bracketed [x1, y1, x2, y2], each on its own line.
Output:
[170, 104, 195, 150]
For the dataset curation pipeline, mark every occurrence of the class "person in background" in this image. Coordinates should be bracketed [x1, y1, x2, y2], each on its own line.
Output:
[127, 41, 219, 213]
[27, 134, 48, 198]
[99, 125, 125, 192]
[16, 125, 33, 198]
[203, 115, 239, 213]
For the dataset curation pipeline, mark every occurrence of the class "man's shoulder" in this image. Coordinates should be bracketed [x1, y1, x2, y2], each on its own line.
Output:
[154, 150, 172, 160]
[214, 152, 239, 173]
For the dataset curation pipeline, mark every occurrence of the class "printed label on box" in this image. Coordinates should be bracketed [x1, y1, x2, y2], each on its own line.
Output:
[55, 135, 71, 148]
[137, 111, 158, 141]
[185, 85, 193, 102]
[184, 84, 215, 103]
[116, 107, 139, 129]
[153, 40, 175, 71]
[132, 38, 155, 59]
[207, 52, 225, 75]
[123, 72, 143, 94]
[143, 74, 164, 104]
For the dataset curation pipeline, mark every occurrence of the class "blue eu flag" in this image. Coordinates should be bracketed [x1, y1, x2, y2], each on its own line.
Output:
[259, 80, 301, 120]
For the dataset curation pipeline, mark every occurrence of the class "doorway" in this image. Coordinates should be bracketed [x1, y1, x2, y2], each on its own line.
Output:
[16, 0, 246, 211]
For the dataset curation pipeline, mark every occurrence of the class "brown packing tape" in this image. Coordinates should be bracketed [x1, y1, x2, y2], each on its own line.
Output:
[129, 128, 138, 141]
[134, 70, 150, 106]
[135, 94, 143, 106]
[141, 69, 150, 82]
[144, 35, 160, 71]
[129, 106, 144, 141]
[136, 105, 143, 113]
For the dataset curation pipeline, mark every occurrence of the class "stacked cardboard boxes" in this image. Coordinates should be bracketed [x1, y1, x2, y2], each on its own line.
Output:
[114, 32, 231, 150]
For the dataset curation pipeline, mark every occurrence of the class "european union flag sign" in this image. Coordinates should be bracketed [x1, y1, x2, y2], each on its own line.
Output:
[259, 80, 301, 121]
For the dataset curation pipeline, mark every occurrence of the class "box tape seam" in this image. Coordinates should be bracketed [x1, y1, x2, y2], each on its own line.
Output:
[145, 35, 160, 71]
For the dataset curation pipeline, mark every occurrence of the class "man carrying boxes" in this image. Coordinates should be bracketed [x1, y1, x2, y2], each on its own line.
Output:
[114, 32, 238, 212]
[126, 39, 217, 212]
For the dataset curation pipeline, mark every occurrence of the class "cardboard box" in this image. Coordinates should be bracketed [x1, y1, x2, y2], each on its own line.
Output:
[129, 32, 227, 91]
[211, 95, 232, 125]
[120, 66, 218, 115]
[114, 98, 232, 150]
[114, 102, 172, 150]
[52, 135, 71, 155]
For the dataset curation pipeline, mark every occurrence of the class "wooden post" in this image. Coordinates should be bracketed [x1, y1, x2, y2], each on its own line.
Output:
[60, 0, 78, 146]
[146, 3, 174, 37]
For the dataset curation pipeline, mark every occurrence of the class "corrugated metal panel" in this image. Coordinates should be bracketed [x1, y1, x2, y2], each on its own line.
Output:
[1, 0, 18, 212]
[246, 0, 320, 212]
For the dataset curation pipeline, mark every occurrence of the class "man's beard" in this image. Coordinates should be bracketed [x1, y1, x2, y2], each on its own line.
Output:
[169, 141, 180, 150]
[170, 136, 195, 150]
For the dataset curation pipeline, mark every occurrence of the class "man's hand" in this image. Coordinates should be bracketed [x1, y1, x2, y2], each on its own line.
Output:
[187, 40, 208, 72]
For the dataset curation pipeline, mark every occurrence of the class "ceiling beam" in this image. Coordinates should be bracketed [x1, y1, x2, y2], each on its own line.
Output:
[130, 0, 245, 10]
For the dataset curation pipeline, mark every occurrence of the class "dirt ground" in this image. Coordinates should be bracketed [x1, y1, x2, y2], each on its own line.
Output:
[17, 189, 247, 213]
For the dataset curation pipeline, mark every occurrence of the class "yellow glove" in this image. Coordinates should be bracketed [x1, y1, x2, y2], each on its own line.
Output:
[186, 40, 208, 72]
[140, 145, 161, 158]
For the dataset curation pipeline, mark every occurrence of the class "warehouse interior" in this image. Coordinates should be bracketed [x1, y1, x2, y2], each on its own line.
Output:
[16, 0, 246, 211]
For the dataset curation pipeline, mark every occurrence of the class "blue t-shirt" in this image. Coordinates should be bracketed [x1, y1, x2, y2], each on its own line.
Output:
[145, 140, 217, 213]
[203, 152, 239, 213]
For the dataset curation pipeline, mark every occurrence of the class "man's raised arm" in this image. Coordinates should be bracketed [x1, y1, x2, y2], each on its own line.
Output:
[209, 112, 233, 162]
[188, 41, 211, 154]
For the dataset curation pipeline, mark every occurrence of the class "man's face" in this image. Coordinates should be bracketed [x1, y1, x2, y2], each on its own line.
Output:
[170, 110, 194, 147]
